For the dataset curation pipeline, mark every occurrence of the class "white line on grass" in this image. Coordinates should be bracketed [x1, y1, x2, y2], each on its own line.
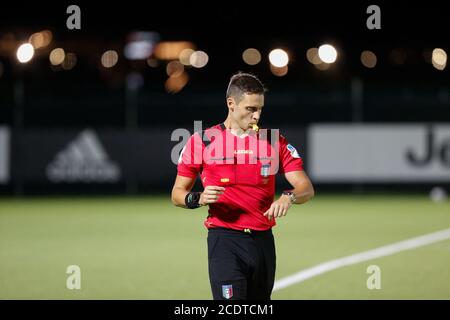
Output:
[273, 227, 450, 292]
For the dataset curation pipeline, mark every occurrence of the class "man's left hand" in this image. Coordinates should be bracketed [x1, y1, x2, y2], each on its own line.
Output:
[263, 195, 292, 221]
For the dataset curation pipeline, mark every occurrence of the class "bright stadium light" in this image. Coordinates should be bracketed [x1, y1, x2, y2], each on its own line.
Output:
[166, 60, 184, 77]
[101, 50, 119, 68]
[269, 49, 289, 67]
[124, 31, 160, 60]
[270, 64, 288, 77]
[154, 41, 195, 61]
[49, 48, 65, 66]
[307, 47, 332, 70]
[124, 41, 153, 60]
[432, 48, 447, 70]
[361, 50, 377, 68]
[318, 44, 337, 63]
[242, 48, 261, 65]
[29, 30, 52, 49]
[306, 48, 321, 65]
[179, 48, 195, 66]
[16, 43, 34, 63]
[165, 72, 189, 93]
[190, 51, 209, 68]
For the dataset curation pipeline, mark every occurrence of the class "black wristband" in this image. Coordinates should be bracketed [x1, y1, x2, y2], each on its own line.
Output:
[185, 192, 202, 209]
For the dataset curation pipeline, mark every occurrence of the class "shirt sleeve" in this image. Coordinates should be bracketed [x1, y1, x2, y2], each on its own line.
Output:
[177, 132, 204, 178]
[278, 134, 304, 174]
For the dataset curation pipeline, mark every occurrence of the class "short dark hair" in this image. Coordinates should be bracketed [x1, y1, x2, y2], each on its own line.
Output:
[226, 72, 266, 103]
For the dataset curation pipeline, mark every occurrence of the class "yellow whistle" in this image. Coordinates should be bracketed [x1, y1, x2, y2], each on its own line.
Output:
[252, 124, 259, 132]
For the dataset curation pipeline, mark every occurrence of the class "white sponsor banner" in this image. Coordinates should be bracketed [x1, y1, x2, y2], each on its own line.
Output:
[0, 126, 10, 184]
[308, 124, 450, 182]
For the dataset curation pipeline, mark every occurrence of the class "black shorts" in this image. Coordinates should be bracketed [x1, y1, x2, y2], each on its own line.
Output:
[207, 227, 276, 300]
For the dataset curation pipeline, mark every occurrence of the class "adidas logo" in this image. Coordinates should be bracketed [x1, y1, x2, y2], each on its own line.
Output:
[46, 129, 121, 183]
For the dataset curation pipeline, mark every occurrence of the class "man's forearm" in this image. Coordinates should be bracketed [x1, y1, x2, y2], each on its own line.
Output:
[290, 183, 315, 204]
[171, 188, 190, 208]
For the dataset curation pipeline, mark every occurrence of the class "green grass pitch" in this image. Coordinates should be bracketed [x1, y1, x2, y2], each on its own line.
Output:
[1, 195, 449, 299]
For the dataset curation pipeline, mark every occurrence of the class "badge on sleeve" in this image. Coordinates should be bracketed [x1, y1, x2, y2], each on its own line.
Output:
[287, 144, 300, 158]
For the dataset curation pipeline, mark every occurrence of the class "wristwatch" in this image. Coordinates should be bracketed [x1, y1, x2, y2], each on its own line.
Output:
[282, 190, 296, 204]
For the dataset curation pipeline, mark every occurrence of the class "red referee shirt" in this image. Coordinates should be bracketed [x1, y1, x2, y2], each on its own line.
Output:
[177, 123, 304, 231]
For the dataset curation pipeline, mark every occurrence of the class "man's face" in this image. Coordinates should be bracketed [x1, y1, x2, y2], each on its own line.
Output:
[227, 93, 264, 131]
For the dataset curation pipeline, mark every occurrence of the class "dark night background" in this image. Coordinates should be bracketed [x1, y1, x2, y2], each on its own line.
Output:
[1, 1, 448, 128]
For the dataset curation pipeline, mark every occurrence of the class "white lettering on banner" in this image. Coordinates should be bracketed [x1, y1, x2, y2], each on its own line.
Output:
[0, 127, 10, 184]
[46, 129, 121, 183]
[406, 126, 450, 168]
[308, 124, 450, 182]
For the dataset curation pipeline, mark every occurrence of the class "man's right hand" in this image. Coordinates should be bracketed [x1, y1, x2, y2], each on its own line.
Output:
[199, 186, 226, 205]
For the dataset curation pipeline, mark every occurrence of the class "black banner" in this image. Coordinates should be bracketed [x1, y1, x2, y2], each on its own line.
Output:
[9, 127, 307, 194]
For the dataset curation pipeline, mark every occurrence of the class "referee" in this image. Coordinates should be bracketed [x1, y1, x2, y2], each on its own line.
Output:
[171, 72, 314, 300]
